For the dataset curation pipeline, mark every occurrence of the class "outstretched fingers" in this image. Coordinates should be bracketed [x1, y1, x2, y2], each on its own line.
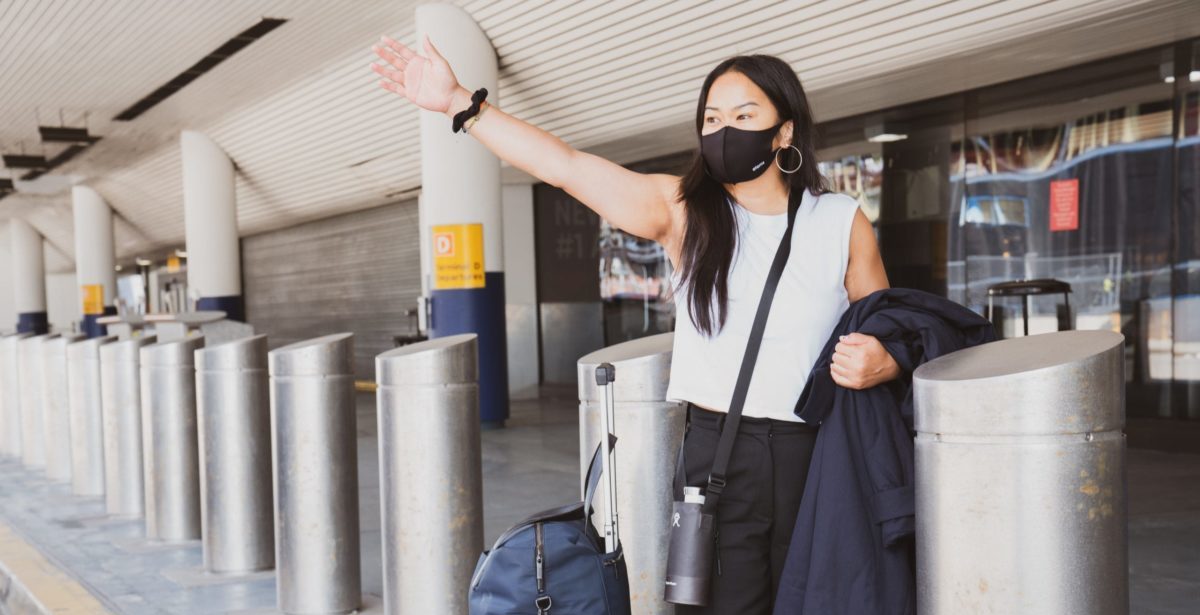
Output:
[379, 80, 407, 98]
[371, 61, 404, 85]
[372, 61, 408, 98]
[381, 35, 417, 62]
[373, 43, 408, 71]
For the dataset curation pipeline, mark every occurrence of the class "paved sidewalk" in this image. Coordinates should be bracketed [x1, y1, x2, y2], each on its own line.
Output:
[0, 389, 580, 614]
[0, 388, 1196, 613]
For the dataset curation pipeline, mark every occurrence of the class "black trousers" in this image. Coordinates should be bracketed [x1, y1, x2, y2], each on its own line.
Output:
[674, 403, 819, 615]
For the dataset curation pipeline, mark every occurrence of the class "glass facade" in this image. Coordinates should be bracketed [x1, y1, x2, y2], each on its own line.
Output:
[818, 38, 1200, 422]
[818, 152, 883, 224]
[1175, 42, 1200, 419]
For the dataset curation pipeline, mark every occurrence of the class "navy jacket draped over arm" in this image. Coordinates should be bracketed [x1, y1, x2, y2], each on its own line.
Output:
[773, 287, 996, 615]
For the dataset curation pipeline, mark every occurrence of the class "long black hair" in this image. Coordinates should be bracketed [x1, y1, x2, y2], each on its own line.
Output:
[676, 54, 829, 336]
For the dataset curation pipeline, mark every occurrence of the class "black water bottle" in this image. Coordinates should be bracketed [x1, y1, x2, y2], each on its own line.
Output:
[663, 487, 715, 606]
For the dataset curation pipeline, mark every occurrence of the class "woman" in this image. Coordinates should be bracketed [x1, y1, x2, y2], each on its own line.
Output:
[373, 35, 902, 614]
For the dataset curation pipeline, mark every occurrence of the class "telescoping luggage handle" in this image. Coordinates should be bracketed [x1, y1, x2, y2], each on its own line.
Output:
[595, 363, 620, 554]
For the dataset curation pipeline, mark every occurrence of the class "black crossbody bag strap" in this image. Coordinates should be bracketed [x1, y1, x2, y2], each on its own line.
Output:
[702, 189, 801, 516]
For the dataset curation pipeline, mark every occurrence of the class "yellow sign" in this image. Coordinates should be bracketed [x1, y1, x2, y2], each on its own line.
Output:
[166, 255, 181, 273]
[82, 284, 104, 315]
[432, 223, 485, 289]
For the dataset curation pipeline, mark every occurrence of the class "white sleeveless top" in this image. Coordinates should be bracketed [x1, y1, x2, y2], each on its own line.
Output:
[666, 188, 860, 422]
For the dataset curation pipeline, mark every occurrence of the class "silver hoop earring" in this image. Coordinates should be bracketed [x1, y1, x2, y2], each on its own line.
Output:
[775, 145, 803, 174]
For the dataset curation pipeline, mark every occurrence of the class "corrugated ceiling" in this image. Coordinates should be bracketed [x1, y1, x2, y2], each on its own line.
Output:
[1, 0, 1198, 271]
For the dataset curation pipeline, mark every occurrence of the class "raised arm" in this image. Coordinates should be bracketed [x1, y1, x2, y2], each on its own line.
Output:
[372, 35, 681, 248]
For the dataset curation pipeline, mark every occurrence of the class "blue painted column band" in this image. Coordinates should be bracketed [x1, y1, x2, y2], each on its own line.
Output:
[82, 306, 118, 338]
[17, 311, 48, 335]
[196, 295, 245, 323]
[430, 272, 510, 427]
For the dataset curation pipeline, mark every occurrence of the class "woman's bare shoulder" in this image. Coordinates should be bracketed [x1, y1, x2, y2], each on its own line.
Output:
[816, 190, 859, 210]
[650, 173, 684, 203]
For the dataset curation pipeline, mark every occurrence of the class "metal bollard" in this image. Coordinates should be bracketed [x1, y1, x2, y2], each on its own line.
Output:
[19, 334, 57, 469]
[0, 333, 32, 458]
[100, 335, 157, 516]
[68, 335, 116, 496]
[578, 332, 682, 615]
[914, 330, 1127, 615]
[196, 334, 274, 573]
[43, 333, 85, 482]
[140, 335, 205, 541]
[269, 333, 360, 614]
[376, 334, 482, 615]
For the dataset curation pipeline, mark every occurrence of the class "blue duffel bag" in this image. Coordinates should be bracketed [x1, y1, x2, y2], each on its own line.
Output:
[468, 437, 630, 615]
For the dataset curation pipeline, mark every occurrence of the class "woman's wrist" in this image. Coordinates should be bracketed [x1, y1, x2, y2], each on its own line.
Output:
[881, 352, 902, 383]
[444, 86, 474, 118]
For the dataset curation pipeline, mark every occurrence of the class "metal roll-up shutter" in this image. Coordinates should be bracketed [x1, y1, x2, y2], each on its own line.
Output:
[242, 199, 420, 380]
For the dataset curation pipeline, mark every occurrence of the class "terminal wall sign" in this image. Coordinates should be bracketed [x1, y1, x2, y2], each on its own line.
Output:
[82, 284, 104, 315]
[432, 223, 485, 289]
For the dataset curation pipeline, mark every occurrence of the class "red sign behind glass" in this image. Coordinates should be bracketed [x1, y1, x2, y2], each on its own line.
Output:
[1050, 179, 1079, 232]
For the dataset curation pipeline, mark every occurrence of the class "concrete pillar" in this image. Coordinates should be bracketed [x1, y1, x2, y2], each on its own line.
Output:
[416, 4, 509, 427]
[10, 219, 48, 334]
[0, 236, 15, 332]
[181, 130, 243, 321]
[502, 183, 539, 400]
[72, 186, 118, 337]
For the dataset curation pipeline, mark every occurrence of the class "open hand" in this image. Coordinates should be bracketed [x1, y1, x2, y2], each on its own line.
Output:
[830, 332, 901, 390]
[372, 34, 460, 113]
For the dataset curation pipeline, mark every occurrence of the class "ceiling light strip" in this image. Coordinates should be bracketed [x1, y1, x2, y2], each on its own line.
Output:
[112, 17, 287, 121]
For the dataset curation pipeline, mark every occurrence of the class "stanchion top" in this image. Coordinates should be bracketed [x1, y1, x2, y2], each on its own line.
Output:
[44, 333, 86, 355]
[0, 333, 32, 353]
[67, 335, 117, 361]
[141, 335, 205, 367]
[100, 335, 158, 364]
[19, 333, 57, 349]
[269, 332, 354, 377]
[577, 332, 673, 402]
[196, 334, 267, 372]
[376, 333, 476, 386]
[914, 330, 1125, 436]
[916, 330, 1122, 382]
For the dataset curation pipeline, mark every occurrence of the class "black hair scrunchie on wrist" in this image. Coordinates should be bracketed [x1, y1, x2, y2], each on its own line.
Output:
[452, 88, 489, 133]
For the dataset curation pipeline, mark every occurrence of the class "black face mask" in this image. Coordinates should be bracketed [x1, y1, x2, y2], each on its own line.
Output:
[700, 121, 784, 184]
